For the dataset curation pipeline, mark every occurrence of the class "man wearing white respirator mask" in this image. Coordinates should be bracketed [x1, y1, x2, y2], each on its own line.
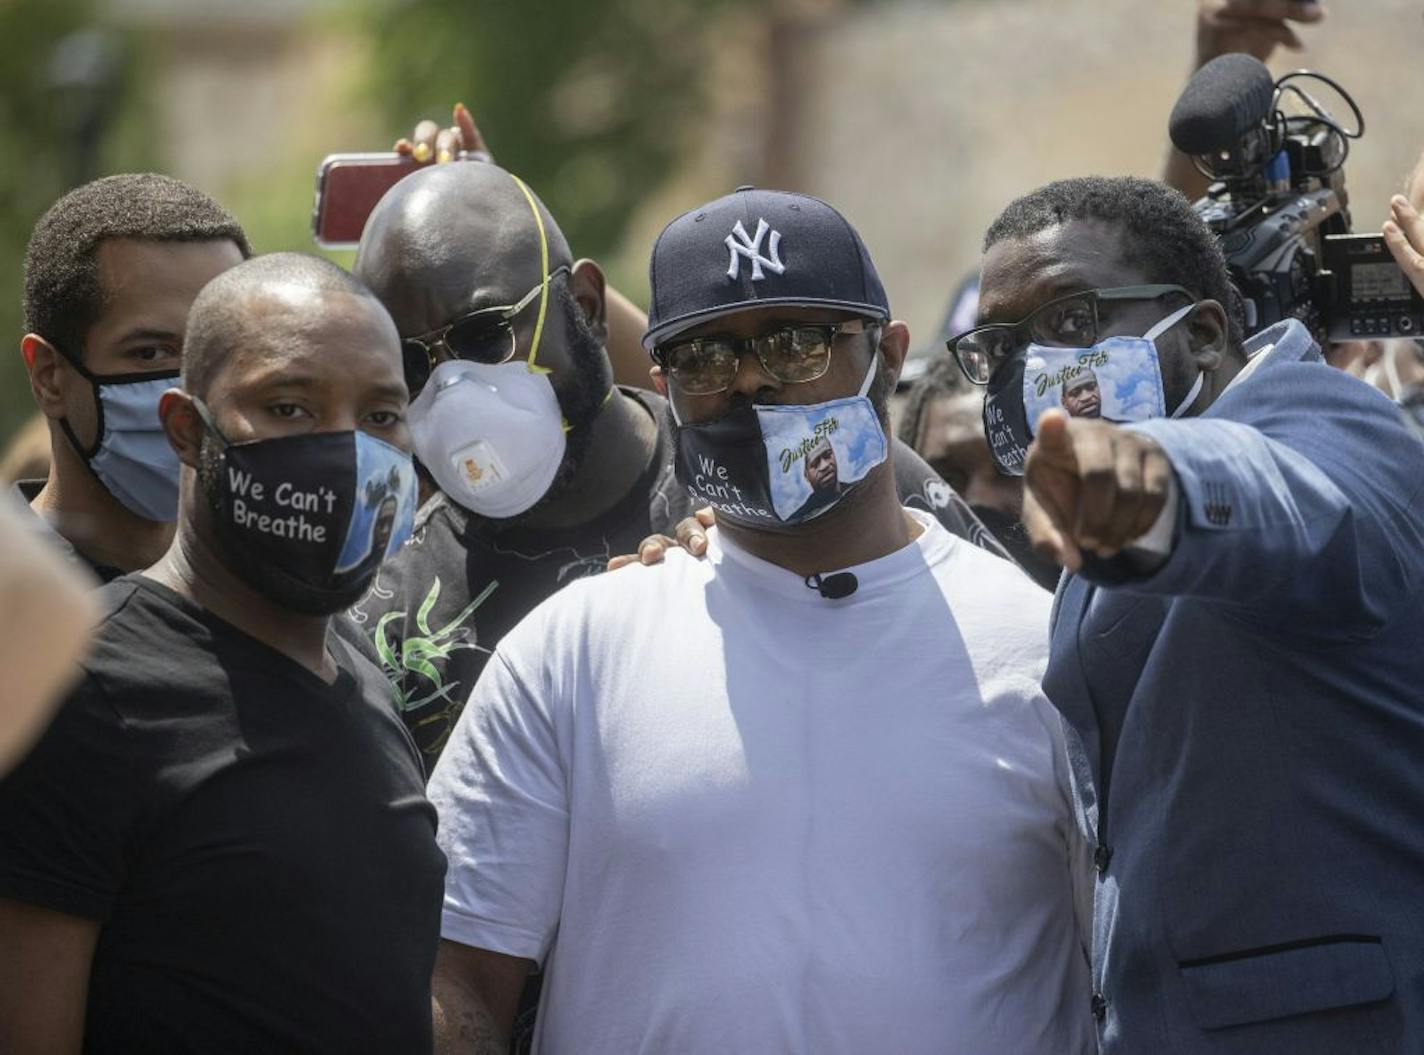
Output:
[351, 161, 1006, 775]
[349, 162, 689, 770]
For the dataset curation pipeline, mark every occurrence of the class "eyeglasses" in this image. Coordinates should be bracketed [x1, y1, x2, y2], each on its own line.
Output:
[402, 265, 571, 395]
[946, 284, 1194, 385]
[654, 318, 880, 396]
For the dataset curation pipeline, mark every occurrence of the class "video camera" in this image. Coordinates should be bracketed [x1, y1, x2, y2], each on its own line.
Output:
[1168, 54, 1423, 344]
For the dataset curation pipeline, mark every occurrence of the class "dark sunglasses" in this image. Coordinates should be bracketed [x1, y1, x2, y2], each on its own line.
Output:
[946, 284, 1194, 385]
[402, 264, 571, 395]
[653, 318, 880, 396]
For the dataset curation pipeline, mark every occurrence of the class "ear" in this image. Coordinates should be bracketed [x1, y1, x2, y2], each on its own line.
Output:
[159, 389, 205, 470]
[21, 334, 72, 418]
[876, 320, 911, 387]
[649, 363, 669, 398]
[567, 259, 608, 344]
[1184, 299, 1230, 372]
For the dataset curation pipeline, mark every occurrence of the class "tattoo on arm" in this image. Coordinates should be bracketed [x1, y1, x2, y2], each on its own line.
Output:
[446, 999, 508, 1055]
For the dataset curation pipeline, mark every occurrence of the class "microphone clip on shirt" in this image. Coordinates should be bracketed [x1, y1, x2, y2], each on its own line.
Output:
[805, 571, 858, 599]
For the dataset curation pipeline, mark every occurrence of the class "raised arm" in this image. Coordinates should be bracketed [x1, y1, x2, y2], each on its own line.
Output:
[1162, 0, 1324, 201]
[1025, 367, 1424, 632]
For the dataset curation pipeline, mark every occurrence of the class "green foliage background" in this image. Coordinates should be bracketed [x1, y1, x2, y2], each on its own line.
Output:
[353, 0, 756, 292]
[0, 0, 762, 444]
[0, 0, 155, 442]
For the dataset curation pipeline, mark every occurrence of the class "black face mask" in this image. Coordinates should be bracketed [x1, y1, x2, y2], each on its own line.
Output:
[194, 399, 417, 616]
[982, 354, 1032, 477]
[670, 355, 889, 532]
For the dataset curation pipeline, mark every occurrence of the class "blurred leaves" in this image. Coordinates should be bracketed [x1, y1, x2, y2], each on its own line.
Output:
[0, 0, 153, 440]
[355, 0, 754, 264]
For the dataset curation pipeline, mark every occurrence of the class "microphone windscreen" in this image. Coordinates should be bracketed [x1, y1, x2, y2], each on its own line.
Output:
[1168, 53, 1276, 156]
[818, 572, 858, 600]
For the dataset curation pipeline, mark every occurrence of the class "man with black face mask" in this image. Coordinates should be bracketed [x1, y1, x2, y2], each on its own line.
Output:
[0, 253, 445, 1054]
[16, 173, 250, 582]
[349, 161, 998, 773]
[424, 188, 1092, 1055]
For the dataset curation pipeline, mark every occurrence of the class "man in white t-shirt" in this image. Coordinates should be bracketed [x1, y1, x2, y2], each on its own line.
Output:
[426, 187, 1094, 1055]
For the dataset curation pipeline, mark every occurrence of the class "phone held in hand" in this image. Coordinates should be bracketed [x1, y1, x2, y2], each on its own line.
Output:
[311, 153, 428, 250]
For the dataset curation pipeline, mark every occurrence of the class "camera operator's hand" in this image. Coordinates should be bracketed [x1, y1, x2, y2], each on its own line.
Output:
[1195, 0, 1325, 67]
[392, 102, 493, 165]
[1384, 195, 1424, 300]
[1022, 411, 1174, 573]
[1167, 1, 1325, 202]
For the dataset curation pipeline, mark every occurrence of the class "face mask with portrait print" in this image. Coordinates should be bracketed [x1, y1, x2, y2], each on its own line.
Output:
[983, 302, 1202, 476]
[194, 398, 417, 616]
[672, 353, 888, 530]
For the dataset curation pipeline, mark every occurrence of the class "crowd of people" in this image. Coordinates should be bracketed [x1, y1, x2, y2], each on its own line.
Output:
[1, 1, 1423, 1053]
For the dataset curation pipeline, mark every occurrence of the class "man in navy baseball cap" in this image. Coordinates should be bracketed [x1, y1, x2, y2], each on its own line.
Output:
[643, 185, 890, 349]
[423, 184, 1092, 1053]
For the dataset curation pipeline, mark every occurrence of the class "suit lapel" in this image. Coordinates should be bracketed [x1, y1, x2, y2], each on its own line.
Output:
[1045, 573, 1103, 793]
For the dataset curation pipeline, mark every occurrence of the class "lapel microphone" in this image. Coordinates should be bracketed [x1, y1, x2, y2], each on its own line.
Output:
[805, 571, 858, 600]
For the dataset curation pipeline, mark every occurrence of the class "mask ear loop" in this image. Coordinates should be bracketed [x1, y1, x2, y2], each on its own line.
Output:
[509, 172, 619, 432]
[509, 173, 553, 378]
[189, 396, 232, 447]
[1142, 302, 1207, 418]
[1143, 302, 1197, 343]
[46, 340, 107, 462]
[856, 325, 885, 398]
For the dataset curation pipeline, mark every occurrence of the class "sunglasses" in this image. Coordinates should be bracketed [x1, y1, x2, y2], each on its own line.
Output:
[654, 318, 880, 396]
[946, 284, 1194, 385]
[402, 264, 571, 395]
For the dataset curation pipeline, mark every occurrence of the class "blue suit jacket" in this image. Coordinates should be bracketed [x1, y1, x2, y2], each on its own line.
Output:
[1045, 321, 1424, 1053]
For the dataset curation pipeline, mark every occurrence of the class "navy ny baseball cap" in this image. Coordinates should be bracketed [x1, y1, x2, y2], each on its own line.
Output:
[643, 186, 891, 350]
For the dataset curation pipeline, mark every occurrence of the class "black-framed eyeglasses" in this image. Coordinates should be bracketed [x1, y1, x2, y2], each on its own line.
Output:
[402, 264, 571, 395]
[946, 284, 1194, 385]
[653, 318, 880, 396]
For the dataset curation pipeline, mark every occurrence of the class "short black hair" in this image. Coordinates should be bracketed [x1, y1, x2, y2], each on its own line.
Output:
[23, 173, 251, 359]
[182, 252, 383, 398]
[983, 175, 1244, 347]
[897, 352, 968, 451]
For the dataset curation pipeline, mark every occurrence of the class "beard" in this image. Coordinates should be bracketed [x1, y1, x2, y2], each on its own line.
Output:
[498, 288, 615, 521]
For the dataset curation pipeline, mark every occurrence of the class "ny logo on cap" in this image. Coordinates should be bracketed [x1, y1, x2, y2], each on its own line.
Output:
[725, 218, 785, 281]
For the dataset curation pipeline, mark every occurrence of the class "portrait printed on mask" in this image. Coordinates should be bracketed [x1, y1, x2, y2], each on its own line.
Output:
[334, 436, 418, 573]
[760, 400, 885, 521]
[1022, 340, 1168, 433]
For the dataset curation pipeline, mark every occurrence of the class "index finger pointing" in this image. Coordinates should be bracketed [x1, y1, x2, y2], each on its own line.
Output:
[1030, 410, 1079, 468]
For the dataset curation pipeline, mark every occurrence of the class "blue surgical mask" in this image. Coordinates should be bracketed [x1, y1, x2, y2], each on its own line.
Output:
[59, 357, 181, 522]
[983, 303, 1202, 476]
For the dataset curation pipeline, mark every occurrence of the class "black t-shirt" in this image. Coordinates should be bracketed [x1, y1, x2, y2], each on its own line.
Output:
[352, 387, 1017, 773]
[0, 576, 446, 1054]
[9, 479, 123, 583]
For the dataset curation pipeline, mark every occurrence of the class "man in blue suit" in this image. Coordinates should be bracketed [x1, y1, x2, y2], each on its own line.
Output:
[954, 175, 1424, 1053]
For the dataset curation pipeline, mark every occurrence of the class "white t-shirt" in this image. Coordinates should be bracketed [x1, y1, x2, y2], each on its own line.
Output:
[428, 509, 1094, 1054]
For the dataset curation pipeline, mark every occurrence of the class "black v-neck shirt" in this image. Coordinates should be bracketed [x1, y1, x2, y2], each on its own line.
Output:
[0, 576, 446, 1054]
